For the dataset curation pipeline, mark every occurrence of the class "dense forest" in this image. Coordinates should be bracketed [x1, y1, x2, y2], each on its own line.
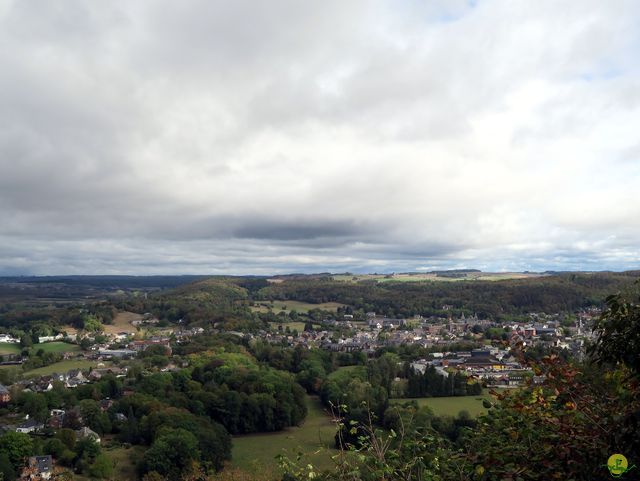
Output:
[1, 338, 308, 479]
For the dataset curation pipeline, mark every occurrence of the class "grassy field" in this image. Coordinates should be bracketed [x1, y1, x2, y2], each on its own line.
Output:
[0, 365, 21, 375]
[2, 342, 80, 355]
[391, 392, 493, 417]
[231, 396, 337, 476]
[33, 341, 80, 353]
[251, 300, 346, 314]
[268, 321, 307, 332]
[0, 343, 21, 355]
[105, 443, 146, 481]
[25, 359, 105, 377]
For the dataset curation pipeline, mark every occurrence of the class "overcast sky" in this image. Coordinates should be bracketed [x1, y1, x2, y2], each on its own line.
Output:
[1, 0, 639, 275]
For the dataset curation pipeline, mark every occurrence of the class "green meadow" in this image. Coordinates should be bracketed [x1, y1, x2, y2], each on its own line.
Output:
[391, 391, 493, 417]
[231, 396, 337, 476]
[2, 341, 80, 356]
[0, 343, 21, 355]
[25, 359, 104, 377]
[268, 321, 307, 333]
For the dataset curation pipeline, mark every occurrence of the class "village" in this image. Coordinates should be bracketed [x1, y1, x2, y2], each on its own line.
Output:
[261, 307, 600, 387]
[0, 305, 601, 479]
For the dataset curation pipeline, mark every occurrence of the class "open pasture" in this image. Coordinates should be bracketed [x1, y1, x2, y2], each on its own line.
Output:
[333, 272, 546, 283]
[24, 359, 105, 377]
[391, 391, 493, 417]
[268, 321, 307, 332]
[231, 396, 337, 475]
[0, 343, 21, 355]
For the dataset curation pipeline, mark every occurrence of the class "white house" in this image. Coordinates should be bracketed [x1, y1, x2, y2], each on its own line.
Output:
[0, 334, 18, 343]
[38, 334, 64, 343]
[16, 418, 44, 434]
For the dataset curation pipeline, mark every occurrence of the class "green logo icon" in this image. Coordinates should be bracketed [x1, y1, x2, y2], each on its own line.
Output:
[606, 454, 636, 478]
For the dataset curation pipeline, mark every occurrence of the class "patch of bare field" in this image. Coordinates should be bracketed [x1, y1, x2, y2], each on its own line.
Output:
[104, 311, 143, 334]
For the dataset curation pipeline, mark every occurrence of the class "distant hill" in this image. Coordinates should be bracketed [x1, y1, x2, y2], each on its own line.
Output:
[0, 275, 208, 302]
[250, 271, 640, 319]
[2, 271, 639, 327]
[0, 275, 208, 289]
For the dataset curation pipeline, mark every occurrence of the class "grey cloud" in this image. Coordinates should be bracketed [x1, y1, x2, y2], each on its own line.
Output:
[232, 219, 368, 241]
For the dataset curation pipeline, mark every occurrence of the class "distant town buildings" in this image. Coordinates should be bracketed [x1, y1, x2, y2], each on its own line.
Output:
[0, 383, 11, 404]
[22, 455, 53, 480]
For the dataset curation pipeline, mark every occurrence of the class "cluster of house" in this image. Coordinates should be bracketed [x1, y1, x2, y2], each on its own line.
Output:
[260, 309, 596, 358]
[90, 324, 206, 360]
[261, 313, 477, 351]
[15, 406, 106, 441]
[366, 316, 407, 330]
[91, 336, 173, 359]
[507, 320, 588, 351]
[0, 332, 77, 344]
[0, 366, 130, 480]
[21, 455, 55, 480]
[8, 418, 104, 480]
[4, 366, 128, 398]
[22, 369, 89, 392]
[130, 313, 160, 326]
[410, 348, 536, 387]
[0, 407, 106, 480]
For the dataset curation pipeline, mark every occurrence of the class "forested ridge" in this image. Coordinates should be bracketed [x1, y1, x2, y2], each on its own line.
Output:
[117, 271, 640, 325]
[3, 272, 638, 331]
[253, 271, 639, 318]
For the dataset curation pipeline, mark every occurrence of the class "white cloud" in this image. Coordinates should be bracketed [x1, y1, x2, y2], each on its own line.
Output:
[0, 0, 639, 274]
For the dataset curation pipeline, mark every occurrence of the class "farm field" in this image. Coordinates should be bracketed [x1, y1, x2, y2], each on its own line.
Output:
[24, 359, 106, 377]
[0, 342, 21, 355]
[333, 272, 545, 283]
[104, 311, 144, 334]
[251, 300, 346, 314]
[391, 391, 493, 417]
[65, 311, 147, 337]
[231, 396, 337, 476]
